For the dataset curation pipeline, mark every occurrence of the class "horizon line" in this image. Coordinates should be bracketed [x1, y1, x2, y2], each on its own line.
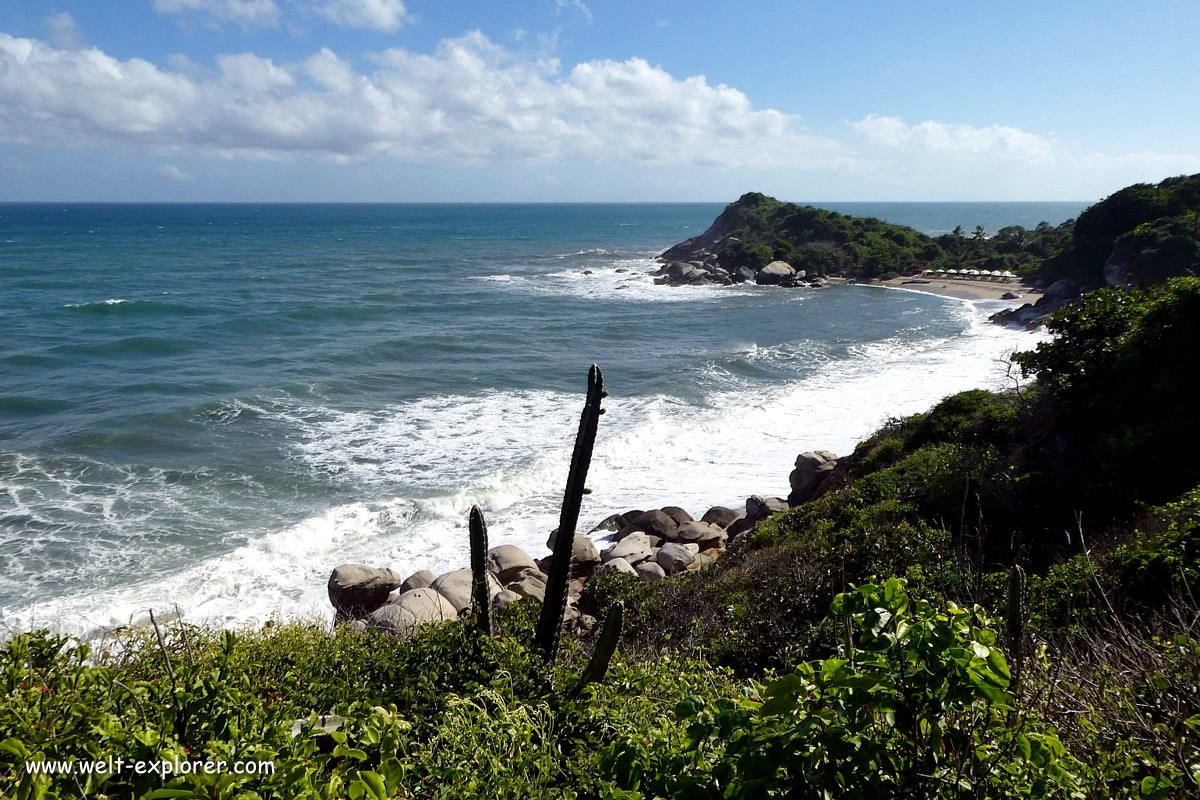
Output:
[0, 199, 1094, 206]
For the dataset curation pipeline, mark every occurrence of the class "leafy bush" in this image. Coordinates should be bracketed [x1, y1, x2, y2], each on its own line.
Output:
[602, 578, 1089, 798]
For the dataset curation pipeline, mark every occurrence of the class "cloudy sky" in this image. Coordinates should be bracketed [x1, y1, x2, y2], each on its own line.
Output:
[1, 0, 1198, 201]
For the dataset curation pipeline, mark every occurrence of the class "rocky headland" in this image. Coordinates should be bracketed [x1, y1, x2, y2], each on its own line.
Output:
[645, 181, 1200, 330]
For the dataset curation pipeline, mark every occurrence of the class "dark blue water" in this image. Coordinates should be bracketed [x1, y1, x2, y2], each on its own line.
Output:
[0, 202, 1079, 635]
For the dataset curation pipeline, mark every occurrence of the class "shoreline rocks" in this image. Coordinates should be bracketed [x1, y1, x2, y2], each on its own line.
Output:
[650, 256, 822, 289]
[990, 278, 1081, 328]
[328, 448, 837, 641]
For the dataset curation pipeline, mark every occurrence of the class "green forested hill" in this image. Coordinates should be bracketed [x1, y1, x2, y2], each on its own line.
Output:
[665, 174, 1200, 288]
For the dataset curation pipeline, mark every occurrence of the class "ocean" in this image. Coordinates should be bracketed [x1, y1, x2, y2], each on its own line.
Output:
[0, 200, 1087, 637]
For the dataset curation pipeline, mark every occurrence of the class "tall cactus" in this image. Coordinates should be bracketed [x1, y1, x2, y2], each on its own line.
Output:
[1006, 564, 1026, 690]
[570, 601, 624, 699]
[469, 504, 492, 636]
[536, 364, 605, 664]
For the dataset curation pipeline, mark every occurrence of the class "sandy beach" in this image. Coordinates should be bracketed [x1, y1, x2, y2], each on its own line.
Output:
[872, 276, 1042, 302]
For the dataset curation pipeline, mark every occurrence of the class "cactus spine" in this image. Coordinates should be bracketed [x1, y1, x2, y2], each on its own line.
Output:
[469, 504, 492, 636]
[571, 601, 624, 698]
[1006, 564, 1026, 690]
[535, 364, 605, 664]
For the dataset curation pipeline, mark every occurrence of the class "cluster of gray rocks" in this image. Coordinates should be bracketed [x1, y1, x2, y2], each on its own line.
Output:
[990, 278, 1081, 328]
[651, 256, 825, 289]
[326, 450, 839, 641]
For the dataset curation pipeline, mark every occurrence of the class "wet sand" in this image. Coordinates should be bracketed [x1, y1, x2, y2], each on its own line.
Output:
[873, 276, 1041, 303]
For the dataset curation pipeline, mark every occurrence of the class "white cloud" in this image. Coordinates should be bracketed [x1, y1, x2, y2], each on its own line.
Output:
[853, 114, 1056, 165]
[316, 0, 409, 31]
[153, 0, 281, 28]
[0, 30, 853, 171]
[156, 164, 195, 182]
[303, 47, 358, 93]
[44, 12, 85, 50]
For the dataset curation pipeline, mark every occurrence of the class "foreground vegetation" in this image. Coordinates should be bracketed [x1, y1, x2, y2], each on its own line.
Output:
[5, 182, 1200, 798]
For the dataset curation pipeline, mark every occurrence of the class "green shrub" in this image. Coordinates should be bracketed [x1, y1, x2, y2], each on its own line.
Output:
[602, 578, 1088, 798]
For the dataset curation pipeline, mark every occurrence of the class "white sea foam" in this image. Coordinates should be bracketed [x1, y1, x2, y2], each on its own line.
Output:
[2, 297, 1048, 639]
[63, 298, 129, 308]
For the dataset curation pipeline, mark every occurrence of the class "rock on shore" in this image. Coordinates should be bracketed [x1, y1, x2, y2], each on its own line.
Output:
[990, 278, 1080, 328]
[327, 448, 837, 640]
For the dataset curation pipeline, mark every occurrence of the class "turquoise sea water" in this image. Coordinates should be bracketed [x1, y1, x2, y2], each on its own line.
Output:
[0, 201, 1084, 635]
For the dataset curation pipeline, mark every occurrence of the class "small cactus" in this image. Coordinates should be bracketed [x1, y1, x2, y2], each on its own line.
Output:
[571, 601, 624, 699]
[469, 504, 492, 636]
[536, 364, 604, 665]
[1006, 564, 1026, 689]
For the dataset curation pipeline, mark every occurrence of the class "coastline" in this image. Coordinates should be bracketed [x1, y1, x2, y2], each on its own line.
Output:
[869, 275, 1042, 303]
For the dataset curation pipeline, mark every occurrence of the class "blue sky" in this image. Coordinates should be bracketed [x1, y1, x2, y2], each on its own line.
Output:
[1, 0, 1197, 201]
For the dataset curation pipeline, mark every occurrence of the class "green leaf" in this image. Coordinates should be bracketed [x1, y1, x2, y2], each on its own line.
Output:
[985, 648, 1011, 682]
[1014, 734, 1032, 761]
[763, 673, 807, 699]
[146, 791, 200, 799]
[357, 771, 388, 800]
[334, 745, 369, 761]
[974, 683, 1013, 706]
[820, 658, 848, 679]
[0, 738, 29, 758]
[674, 696, 705, 719]
[758, 694, 800, 718]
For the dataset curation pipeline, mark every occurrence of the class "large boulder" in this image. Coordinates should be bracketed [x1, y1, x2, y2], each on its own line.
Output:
[399, 569, 436, 594]
[395, 588, 457, 624]
[486, 545, 538, 583]
[1104, 255, 1140, 290]
[492, 589, 522, 610]
[787, 450, 838, 506]
[509, 574, 547, 603]
[617, 509, 678, 540]
[746, 495, 789, 523]
[603, 531, 654, 565]
[665, 261, 694, 281]
[726, 515, 754, 539]
[733, 266, 757, 284]
[657, 542, 697, 575]
[659, 506, 694, 526]
[509, 566, 549, 585]
[327, 564, 405, 621]
[570, 536, 602, 574]
[541, 532, 603, 575]
[364, 604, 418, 637]
[755, 261, 797, 286]
[601, 557, 637, 576]
[675, 521, 728, 550]
[1043, 278, 1081, 300]
[700, 506, 740, 528]
[585, 513, 626, 536]
[430, 568, 502, 613]
[636, 561, 667, 582]
[365, 588, 455, 637]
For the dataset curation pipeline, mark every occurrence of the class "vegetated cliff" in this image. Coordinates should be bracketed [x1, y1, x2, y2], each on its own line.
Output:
[656, 190, 1073, 285]
[658, 175, 1200, 300]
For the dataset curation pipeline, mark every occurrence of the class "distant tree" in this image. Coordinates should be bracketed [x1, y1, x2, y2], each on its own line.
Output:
[971, 225, 987, 240]
[951, 225, 964, 239]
